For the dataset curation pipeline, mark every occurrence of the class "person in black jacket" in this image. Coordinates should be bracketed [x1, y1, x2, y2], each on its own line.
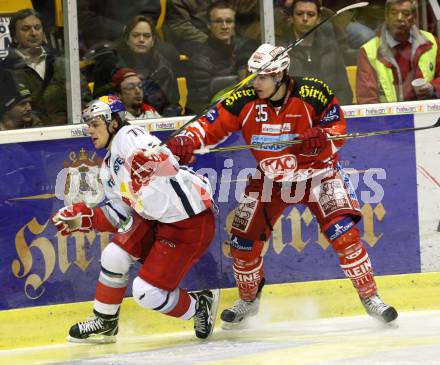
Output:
[185, 1, 258, 105]
[2, 8, 91, 125]
[280, 0, 353, 105]
[0, 73, 41, 130]
[76, 0, 179, 68]
[91, 15, 180, 116]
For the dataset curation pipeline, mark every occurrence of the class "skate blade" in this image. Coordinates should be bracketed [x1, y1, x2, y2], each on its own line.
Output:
[67, 334, 117, 344]
[203, 288, 220, 340]
[221, 319, 249, 331]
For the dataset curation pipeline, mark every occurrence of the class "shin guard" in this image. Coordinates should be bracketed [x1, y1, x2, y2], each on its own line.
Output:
[230, 239, 265, 301]
[338, 241, 377, 299]
[95, 267, 128, 315]
[232, 255, 264, 301]
[325, 219, 377, 299]
[94, 243, 133, 315]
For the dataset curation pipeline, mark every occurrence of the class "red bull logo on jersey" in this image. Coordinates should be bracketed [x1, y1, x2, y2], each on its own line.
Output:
[259, 154, 298, 181]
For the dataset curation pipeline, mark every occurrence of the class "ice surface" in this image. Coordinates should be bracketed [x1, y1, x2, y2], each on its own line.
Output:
[36, 310, 440, 365]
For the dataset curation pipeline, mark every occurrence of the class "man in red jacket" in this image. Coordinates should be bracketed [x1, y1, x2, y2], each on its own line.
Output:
[357, 0, 440, 103]
[112, 68, 162, 119]
[167, 43, 398, 328]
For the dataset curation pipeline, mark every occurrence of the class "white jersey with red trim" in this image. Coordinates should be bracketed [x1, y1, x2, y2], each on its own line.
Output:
[99, 125, 213, 223]
[186, 76, 347, 182]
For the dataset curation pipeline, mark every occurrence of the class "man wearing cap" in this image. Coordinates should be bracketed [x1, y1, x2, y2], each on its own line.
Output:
[0, 79, 41, 130]
[112, 67, 161, 120]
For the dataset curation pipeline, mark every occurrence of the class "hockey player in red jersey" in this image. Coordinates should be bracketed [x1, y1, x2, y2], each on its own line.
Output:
[166, 44, 398, 327]
[52, 95, 219, 342]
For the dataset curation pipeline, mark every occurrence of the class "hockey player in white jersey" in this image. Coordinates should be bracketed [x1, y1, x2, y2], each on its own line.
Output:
[52, 95, 219, 343]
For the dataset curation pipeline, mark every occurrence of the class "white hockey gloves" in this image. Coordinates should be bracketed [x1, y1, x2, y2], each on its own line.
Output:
[52, 202, 94, 236]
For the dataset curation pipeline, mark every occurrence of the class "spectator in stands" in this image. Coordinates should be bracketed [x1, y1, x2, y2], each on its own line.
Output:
[281, 0, 353, 104]
[91, 15, 180, 116]
[230, 0, 260, 40]
[2, 8, 90, 125]
[77, 0, 162, 47]
[185, 1, 258, 103]
[112, 67, 161, 119]
[321, 1, 376, 47]
[357, 0, 440, 104]
[319, 1, 375, 65]
[166, 0, 262, 54]
[0, 81, 41, 130]
[165, 0, 216, 53]
[76, 0, 179, 67]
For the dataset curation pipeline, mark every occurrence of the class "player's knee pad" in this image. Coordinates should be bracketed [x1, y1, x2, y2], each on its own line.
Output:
[132, 276, 174, 311]
[100, 242, 135, 281]
[323, 216, 359, 251]
[229, 235, 264, 264]
[324, 216, 364, 264]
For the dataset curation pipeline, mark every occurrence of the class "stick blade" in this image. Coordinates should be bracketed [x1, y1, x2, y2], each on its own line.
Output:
[336, 1, 369, 15]
[434, 117, 440, 128]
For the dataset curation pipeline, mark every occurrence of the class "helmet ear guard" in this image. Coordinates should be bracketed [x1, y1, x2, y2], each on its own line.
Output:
[248, 43, 290, 75]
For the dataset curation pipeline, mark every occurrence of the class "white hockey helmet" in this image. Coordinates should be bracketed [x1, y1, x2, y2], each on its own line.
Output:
[81, 95, 126, 124]
[248, 43, 290, 75]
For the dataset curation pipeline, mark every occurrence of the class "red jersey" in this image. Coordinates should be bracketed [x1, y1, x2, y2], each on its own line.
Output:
[187, 76, 347, 182]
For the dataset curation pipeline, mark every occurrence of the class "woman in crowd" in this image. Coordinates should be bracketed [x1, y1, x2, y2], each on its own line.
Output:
[91, 15, 179, 115]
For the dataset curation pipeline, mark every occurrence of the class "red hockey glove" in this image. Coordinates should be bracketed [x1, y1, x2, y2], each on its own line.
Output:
[166, 134, 198, 165]
[298, 127, 329, 154]
[51, 202, 93, 236]
[130, 149, 178, 192]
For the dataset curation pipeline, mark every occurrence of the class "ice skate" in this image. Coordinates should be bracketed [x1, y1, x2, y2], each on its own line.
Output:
[221, 278, 264, 329]
[67, 310, 119, 343]
[361, 294, 398, 323]
[192, 289, 220, 339]
[220, 296, 260, 329]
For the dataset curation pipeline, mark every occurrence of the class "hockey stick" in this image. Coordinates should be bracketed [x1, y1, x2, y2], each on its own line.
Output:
[195, 117, 440, 154]
[156, 1, 369, 147]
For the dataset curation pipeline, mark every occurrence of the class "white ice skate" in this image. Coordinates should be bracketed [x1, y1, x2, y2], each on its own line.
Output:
[361, 294, 398, 323]
[220, 297, 260, 330]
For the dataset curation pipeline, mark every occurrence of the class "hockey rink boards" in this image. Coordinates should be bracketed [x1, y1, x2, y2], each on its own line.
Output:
[1, 102, 440, 364]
